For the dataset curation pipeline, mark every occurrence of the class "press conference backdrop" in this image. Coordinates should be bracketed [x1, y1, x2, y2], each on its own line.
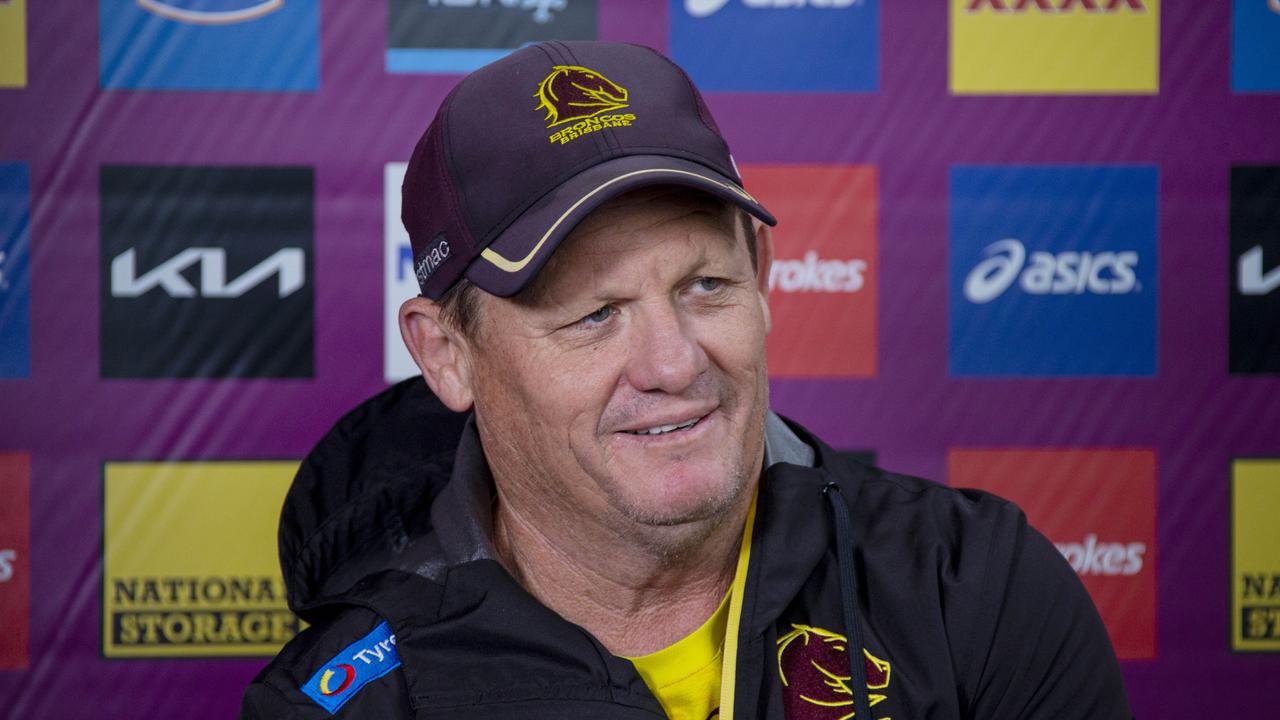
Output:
[0, 1, 1277, 717]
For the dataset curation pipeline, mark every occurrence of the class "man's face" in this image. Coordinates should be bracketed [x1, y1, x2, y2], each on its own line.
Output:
[463, 188, 772, 538]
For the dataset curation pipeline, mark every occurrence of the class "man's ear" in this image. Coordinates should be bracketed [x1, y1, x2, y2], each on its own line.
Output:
[752, 220, 774, 335]
[399, 297, 476, 412]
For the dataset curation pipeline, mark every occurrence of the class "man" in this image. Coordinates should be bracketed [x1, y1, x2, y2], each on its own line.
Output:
[241, 41, 1132, 719]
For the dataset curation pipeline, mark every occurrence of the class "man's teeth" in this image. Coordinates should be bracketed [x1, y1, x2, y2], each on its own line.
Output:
[628, 418, 699, 436]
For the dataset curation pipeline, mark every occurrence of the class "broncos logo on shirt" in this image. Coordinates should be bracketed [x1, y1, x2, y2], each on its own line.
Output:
[533, 65, 629, 128]
[777, 624, 891, 720]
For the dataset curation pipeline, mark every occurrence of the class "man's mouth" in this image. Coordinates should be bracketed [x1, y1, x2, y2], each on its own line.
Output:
[622, 415, 704, 436]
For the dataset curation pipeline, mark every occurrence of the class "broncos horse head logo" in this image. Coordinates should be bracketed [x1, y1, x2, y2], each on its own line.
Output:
[534, 65, 630, 128]
[777, 624, 891, 720]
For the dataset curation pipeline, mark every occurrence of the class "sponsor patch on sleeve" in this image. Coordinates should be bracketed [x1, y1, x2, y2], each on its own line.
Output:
[301, 621, 400, 714]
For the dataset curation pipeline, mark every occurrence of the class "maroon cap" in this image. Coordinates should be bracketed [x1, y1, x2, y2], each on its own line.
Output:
[402, 40, 776, 300]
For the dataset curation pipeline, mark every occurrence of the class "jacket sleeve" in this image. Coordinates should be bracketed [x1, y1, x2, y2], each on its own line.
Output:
[237, 607, 416, 720]
[240, 679, 310, 719]
[964, 506, 1133, 720]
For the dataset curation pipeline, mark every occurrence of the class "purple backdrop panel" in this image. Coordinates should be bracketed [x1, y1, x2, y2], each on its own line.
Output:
[0, 1, 1277, 718]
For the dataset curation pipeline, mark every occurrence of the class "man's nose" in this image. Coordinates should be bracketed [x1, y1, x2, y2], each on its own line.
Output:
[624, 301, 709, 394]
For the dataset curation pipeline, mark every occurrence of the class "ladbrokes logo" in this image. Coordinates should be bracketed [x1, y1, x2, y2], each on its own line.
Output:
[0, 452, 29, 670]
[777, 624, 891, 719]
[950, 448, 1157, 659]
[770, 252, 867, 294]
[950, 0, 1159, 94]
[1231, 459, 1280, 651]
[1229, 166, 1280, 375]
[103, 461, 300, 658]
[387, 0, 598, 74]
[949, 165, 1157, 376]
[1055, 534, 1146, 576]
[535, 65, 634, 145]
[99, 166, 314, 378]
[743, 165, 877, 378]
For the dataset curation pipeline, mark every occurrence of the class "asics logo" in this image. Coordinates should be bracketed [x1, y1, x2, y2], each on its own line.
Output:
[963, 238, 1139, 304]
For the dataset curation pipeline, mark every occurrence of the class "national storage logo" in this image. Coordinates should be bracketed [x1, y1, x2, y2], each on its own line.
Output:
[0, 0, 26, 88]
[950, 0, 1159, 94]
[0, 162, 30, 379]
[385, 162, 419, 383]
[102, 461, 300, 658]
[1231, 458, 1280, 652]
[949, 165, 1157, 376]
[387, 0, 598, 74]
[1229, 166, 1280, 374]
[1232, 0, 1280, 92]
[949, 448, 1158, 659]
[742, 165, 877, 378]
[670, 0, 878, 92]
[0, 452, 30, 670]
[100, 165, 314, 378]
[98, 0, 319, 91]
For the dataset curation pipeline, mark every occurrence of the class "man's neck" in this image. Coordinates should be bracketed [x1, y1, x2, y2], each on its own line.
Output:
[490, 484, 754, 657]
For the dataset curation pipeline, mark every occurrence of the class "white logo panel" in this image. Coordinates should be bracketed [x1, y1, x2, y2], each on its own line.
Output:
[385, 163, 420, 383]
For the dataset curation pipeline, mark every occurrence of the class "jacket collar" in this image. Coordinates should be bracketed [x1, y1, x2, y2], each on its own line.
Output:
[415, 416, 499, 581]
[745, 417, 869, 633]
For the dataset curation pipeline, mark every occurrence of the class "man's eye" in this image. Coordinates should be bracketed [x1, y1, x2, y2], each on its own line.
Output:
[580, 306, 614, 325]
[694, 277, 724, 292]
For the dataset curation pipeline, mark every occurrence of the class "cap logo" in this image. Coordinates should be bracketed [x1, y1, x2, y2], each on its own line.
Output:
[534, 65, 636, 145]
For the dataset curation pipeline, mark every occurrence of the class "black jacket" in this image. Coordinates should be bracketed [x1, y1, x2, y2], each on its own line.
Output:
[241, 378, 1132, 719]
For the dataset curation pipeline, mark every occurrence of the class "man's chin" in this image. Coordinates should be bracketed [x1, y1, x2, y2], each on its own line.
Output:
[605, 465, 749, 529]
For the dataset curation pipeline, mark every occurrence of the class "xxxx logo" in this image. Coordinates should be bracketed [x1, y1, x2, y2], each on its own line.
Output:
[777, 624, 891, 719]
[534, 65, 636, 145]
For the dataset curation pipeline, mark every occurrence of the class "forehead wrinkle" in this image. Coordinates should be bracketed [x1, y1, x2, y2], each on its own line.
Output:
[512, 185, 742, 309]
[517, 205, 732, 309]
[552, 226, 717, 308]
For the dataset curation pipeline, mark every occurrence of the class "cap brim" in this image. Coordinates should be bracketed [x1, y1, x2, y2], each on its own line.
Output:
[464, 154, 776, 298]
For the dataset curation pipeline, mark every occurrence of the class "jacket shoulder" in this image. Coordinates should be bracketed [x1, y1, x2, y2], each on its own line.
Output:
[843, 463, 1130, 718]
[279, 378, 466, 620]
[241, 606, 413, 719]
[860, 464, 1027, 537]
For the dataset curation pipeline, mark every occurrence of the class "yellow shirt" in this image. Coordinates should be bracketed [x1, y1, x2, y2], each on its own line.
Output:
[626, 590, 730, 720]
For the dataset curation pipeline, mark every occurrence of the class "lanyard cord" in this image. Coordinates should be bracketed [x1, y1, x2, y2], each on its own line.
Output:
[822, 481, 873, 720]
